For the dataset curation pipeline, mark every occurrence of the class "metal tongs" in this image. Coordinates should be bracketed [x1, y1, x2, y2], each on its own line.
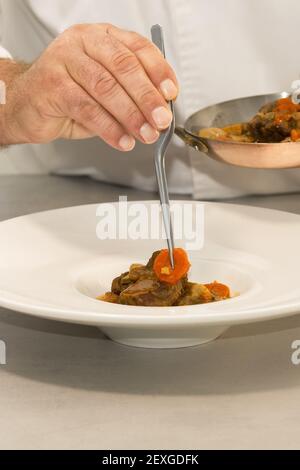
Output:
[151, 24, 175, 269]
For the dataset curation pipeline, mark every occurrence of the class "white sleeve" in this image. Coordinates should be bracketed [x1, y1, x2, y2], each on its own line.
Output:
[0, 3, 11, 59]
[0, 45, 11, 59]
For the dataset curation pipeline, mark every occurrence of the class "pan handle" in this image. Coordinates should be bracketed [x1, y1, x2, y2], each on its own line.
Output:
[175, 127, 209, 153]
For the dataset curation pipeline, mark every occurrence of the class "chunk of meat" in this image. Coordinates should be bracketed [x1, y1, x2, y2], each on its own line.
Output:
[146, 251, 161, 269]
[128, 264, 156, 282]
[112, 263, 157, 295]
[119, 278, 186, 307]
[246, 98, 300, 143]
[176, 282, 213, 306]
[111, 271, 132, 295]
[246, 111, 296, 142]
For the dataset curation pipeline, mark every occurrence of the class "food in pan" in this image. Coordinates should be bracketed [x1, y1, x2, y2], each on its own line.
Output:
[199, 97, 300, 143]
[98, 248, 231, 307]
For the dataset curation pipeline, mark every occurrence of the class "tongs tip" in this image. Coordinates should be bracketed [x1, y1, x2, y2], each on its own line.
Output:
[170, 251, 175, 270]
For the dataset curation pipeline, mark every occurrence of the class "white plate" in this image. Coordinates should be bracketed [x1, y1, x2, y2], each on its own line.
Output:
[0, 202, 299, 349]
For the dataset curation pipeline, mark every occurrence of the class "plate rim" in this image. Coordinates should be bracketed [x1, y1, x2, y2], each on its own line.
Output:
[0, 201, 299, 328]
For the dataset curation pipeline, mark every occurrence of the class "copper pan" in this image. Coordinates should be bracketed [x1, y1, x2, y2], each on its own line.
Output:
[175, 92, 300, 169]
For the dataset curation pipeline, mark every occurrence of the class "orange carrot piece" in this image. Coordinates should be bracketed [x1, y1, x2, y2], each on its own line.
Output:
[153, 248, 191, 285]
[205, 282, 230, 300]
[275, 98, 300, 113]
[291, 129, 300, 142]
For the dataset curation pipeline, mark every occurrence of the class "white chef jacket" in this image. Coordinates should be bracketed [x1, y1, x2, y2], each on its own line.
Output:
[1, 0, 300, 199]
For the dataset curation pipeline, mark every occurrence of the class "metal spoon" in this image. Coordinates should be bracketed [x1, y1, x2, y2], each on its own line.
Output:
[151, 24, 175, 269]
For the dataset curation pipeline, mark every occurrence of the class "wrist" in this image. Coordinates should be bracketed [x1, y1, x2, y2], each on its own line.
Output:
[0, 60, 31, 145]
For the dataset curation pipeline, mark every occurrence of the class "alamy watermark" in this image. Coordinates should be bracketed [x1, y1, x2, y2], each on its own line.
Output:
[291, 340, 300, 366]
[0, 80, 6, 105]
[96, 197, 204, 251]
[0, 340, 6, 365]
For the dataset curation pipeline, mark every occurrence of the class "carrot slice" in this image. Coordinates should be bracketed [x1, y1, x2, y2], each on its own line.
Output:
[205, 282, 230, 300]
[291, 129, 300, 142]
[153, 248, 191, 285]
[275, 98, 300, 113]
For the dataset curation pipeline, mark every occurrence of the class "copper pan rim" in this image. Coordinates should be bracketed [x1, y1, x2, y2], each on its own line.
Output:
[175, 92, 300, 169]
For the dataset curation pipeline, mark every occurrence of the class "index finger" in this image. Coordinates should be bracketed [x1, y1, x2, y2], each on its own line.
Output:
[107, 25, 179, 101]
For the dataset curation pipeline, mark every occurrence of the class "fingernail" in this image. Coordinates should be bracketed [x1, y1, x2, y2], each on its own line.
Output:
[140, 123, 160, 144]
[119, 135, 135, 151]
[160, 79, 178, 100]
[152, 107, 173, 129]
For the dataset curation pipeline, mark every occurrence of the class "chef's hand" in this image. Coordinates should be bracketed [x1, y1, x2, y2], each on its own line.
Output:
[1, 23, 178, 150]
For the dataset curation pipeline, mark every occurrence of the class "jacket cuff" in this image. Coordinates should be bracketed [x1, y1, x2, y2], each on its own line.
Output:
[0, 45, 12, 59]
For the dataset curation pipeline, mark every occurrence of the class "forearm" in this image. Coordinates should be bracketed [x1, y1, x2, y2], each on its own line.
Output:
[0, 59, 30, 146]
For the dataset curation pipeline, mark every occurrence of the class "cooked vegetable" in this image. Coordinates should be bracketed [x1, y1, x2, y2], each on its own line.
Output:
[291, 129, 300, 142]
[205, 282, 230, 301]
[199, 97, 300, 144]
[153, 248, 191, 285]
[98, 251, 231, 307]
[97, 292, 119, 304]
[176, 282, 213, 306]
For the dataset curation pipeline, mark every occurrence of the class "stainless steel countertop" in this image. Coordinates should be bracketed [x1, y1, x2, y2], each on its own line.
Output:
[1, 175, 300, 450]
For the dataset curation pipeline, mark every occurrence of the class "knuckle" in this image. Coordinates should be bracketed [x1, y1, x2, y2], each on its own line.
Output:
[112, 51, 140, 75]
[137, 87, 159, 107]
[101, 31, 116, 48]
[78, 101, 102, 124]
[100, 118, 120, 141]
[126, 108, 144, 130]
[65, 90, 101, 124]
[100, 30, 123, 52]
[48, 35, 68, 59]
[128, 32, 152, 53]
[93, 70, 118, 97]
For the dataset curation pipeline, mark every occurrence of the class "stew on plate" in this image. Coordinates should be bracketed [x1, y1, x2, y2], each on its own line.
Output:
[98, 249, 231, 307]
